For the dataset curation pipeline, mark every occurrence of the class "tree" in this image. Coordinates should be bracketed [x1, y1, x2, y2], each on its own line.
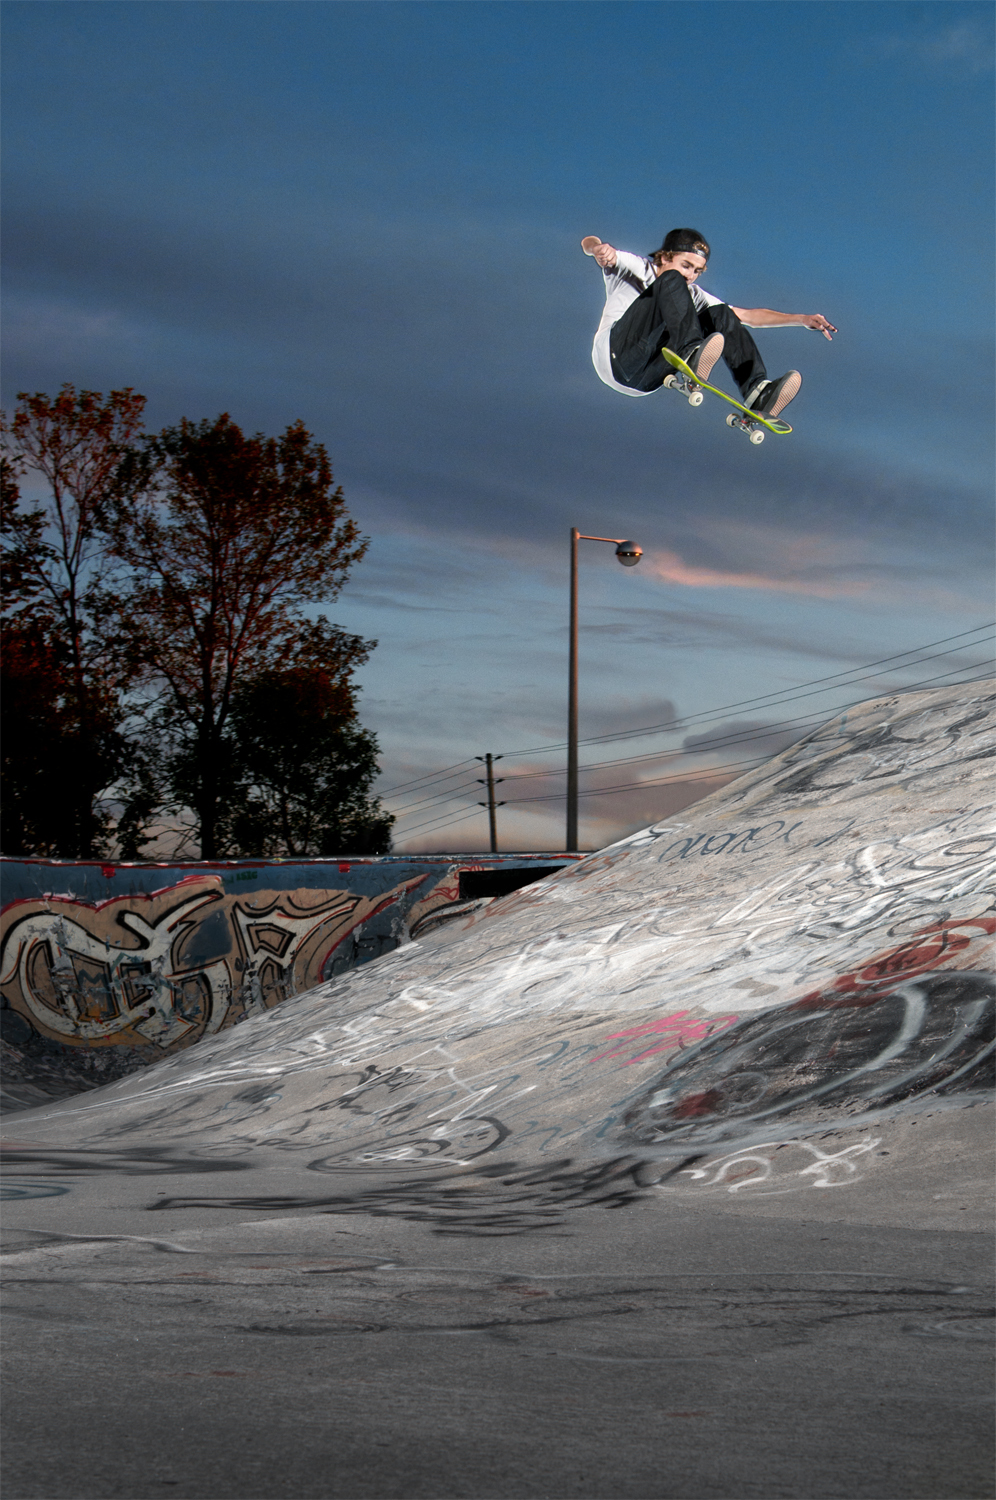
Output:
[0, 619, 132, 856]
[110, 413, 369, 858]
[218, 620, 394, 857]
[2, 385, 146, 691]
[1, 388, 145, 855]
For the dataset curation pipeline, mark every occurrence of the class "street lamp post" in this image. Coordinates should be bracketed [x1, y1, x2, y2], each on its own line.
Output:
[567, 528, 642, 852]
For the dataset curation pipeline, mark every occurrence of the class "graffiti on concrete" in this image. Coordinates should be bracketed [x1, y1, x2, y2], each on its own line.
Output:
[147, 1154, 654, 1236]
[0, 875, 431, 1052]
[590, 1010, 741, 1066]
[788, 915, 994, 1001]
[666, 1136, 884, 1195]
[623, 924, 995, 1147]
[0, 858, 578, 1060]
[2, 685, 991, 1206]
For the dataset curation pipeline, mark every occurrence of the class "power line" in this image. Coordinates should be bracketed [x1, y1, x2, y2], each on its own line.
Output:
[389, 776, 483, 819]
[392, 756, 766, 843]
[499, 644, 995, 788]
[383, 628, 994, 843]
[573, 634, 995, 754]
[501, 622, 995, 757]
[391, 805, 488, 842]
[379, 758, 479, 799]
[503, 659, 994, 805]
[506, 755, 765, 805]
[403, 658, 993, 832]
[504, 713, 830, 796]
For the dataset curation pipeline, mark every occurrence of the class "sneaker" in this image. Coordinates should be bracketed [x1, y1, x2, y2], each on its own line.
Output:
[680, 332, 725, 383]
[743, 370, 802, 419]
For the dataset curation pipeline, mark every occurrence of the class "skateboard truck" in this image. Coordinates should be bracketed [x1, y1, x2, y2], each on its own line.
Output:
[726, 411, 767, 444]
[663, 373, 705, 407]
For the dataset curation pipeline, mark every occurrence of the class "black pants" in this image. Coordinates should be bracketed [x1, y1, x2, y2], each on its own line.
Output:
[609, 269, 767, 396]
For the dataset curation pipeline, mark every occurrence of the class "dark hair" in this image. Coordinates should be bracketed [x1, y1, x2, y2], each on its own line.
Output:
[651, 228, 710, 263]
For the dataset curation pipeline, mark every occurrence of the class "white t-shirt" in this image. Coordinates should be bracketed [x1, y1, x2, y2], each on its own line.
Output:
[591, 251, 723, 397]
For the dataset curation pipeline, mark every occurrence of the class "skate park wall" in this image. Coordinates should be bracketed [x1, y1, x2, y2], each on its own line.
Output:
[0, 854, 578, 1060]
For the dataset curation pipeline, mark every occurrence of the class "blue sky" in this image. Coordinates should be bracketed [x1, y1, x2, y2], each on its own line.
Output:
[3, 0, 994, 852]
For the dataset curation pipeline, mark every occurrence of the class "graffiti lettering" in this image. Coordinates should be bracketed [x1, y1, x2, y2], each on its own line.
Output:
[675, 1136, 882, 1193]
[791, 917, 996, 1009]
[652, 821, 805, 865]
[0, 882, 378, 1051]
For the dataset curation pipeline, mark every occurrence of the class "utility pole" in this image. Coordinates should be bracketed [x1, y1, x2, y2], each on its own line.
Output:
[476, 754, 505, 852]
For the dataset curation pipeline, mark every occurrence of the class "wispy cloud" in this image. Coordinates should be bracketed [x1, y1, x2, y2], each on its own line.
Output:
[2, 292, 145, 365]
[880, 20, 995, 74]
[642, 547, 870, 598]
[682, 718, 808, 759]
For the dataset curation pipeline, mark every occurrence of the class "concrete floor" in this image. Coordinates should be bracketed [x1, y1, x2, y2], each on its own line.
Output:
[3, 1100, 992, 1500]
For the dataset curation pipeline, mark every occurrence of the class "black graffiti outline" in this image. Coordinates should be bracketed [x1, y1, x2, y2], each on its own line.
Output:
[622, 970, 994, 1147]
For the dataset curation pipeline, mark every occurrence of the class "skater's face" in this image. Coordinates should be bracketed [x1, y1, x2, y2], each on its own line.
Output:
[657, 251, 707, 285]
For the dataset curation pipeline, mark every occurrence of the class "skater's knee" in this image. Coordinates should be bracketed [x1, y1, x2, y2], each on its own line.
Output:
[707, 302, 742, 327]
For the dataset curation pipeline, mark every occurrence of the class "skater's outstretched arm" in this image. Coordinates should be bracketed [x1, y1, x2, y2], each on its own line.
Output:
[589, 241, 618, 270]
[729, 306, 837, 340]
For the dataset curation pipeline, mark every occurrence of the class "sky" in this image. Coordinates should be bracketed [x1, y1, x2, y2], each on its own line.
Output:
[2, 0, 994, 854]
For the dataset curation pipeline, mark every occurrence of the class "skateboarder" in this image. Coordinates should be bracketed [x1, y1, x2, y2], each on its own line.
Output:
[586, 228, 836, 420]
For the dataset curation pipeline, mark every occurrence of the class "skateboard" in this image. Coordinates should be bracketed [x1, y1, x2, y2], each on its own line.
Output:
[661, 347, 792, 444]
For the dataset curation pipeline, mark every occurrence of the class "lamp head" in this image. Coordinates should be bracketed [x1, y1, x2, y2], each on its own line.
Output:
[615, 540, 642, 567]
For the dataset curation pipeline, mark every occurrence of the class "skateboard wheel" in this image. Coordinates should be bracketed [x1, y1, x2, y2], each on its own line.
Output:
[688, 391, 704, 407]
[726, 413, 737, 427]
[749, 428, 765, 445]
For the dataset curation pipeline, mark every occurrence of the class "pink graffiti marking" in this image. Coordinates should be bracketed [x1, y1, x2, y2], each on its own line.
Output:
[591, 1010, 740, 1066]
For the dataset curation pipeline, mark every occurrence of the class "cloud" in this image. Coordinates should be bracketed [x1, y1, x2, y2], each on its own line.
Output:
[575, 767, 743, 834]
[581, 604, 891, 667]
[880, 20, 995, 74]
[2, 294, 146, 368]
[642, 547, 869, 598]
[4, 180, 992, 575]
[681, 718, 810, 759]
[567, 697, 680, 744]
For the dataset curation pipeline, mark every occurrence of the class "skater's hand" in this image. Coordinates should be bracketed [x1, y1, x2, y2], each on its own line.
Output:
[801, 314, 837, 340]
[593, 242, 618, 270]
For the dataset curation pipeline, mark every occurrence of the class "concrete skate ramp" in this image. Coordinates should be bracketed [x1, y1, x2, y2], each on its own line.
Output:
[5, 681, 993, 1500]
[4, 680, 992, 1193]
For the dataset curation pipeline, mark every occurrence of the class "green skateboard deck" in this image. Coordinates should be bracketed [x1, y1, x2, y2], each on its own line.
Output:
[661, 347, 793, 443]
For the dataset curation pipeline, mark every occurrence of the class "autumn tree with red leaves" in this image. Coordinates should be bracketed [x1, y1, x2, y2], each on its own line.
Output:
[1, 386, 145, 855]
[109, 412, 387, 859]
[2, 394, 392, 859]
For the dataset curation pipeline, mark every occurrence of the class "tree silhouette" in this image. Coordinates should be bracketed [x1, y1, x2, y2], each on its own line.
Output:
[1, 387, 144, 855]
[109, 413, 370, 858]
[218, 620, 393, 857]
